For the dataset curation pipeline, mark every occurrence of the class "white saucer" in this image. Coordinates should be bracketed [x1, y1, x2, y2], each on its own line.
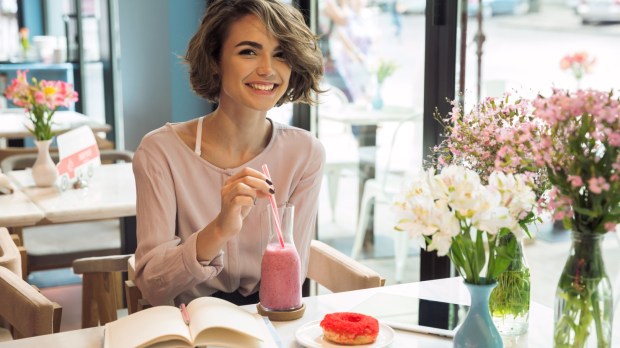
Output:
[295, 319, 395, 348]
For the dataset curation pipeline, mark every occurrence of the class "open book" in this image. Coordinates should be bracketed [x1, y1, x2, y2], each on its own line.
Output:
[103, 296, 276, 348]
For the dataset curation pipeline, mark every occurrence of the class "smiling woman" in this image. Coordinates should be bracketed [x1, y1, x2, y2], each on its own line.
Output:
[132, 0, 326, 308]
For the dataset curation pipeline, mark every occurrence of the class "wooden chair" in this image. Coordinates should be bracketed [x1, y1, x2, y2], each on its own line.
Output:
[0, 232, 62, 341]
[0, 228, 25, 279]
[72, 254, 132, 328]
[72, 239, 385, 327]
[1, 150, 134, 277]
[0, 267, 62, 340]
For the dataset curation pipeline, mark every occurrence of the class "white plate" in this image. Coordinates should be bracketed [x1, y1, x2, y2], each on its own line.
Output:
[295, 319, 395, 348]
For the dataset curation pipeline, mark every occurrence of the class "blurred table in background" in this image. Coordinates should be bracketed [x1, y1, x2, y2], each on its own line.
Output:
[6, 163, 136, 254]
[0, 109, 111, 139]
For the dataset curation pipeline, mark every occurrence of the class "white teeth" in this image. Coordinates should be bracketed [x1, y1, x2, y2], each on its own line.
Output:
[249, 83, 275, 91]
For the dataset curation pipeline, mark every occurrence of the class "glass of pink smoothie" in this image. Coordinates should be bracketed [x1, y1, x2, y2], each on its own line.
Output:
[259, 204, 302, 311]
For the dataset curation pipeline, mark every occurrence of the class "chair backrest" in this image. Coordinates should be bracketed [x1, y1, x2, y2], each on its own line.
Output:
[307, 240, 384, 293]
[0, 228, 21, 278]
[0, 266, 62, 339]
[72, 254, 132, 328]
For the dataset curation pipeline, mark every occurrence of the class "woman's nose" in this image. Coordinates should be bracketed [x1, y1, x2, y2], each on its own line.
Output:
[256, 57, 275, 77]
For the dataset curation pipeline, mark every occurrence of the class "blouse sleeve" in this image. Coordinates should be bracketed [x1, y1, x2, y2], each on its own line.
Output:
[288, 137, 326, 278]
[132, 139, 223, 306]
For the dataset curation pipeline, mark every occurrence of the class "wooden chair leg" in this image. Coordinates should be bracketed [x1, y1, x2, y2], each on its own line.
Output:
[95, 272, 120, 326]
[52, 303, 62, 333]
[81, 273, 99, 328]
[7, 227, 23, 245]
[124, 280, 139, 315]
[17, 246, 27, 281]
[82, 271, 122, 327]
[10, 234, 28, 280]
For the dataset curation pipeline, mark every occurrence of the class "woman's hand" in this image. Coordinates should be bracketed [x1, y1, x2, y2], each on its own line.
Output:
[215, 167, 274, 238]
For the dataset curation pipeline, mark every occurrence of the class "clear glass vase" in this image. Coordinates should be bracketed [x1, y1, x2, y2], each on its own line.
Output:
[553, 231, 612, 348]
[490, 233, 530, 336]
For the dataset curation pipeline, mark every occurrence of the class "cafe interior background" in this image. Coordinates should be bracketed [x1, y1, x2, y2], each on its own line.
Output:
[1, 0, 619, 332]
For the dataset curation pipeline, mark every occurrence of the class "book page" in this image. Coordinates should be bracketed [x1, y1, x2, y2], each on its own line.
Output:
[104, 306, 191, 348]
[187, 297, 269, 347]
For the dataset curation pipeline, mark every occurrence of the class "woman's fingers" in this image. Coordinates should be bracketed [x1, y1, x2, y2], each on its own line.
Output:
[223, 168, 275, 199]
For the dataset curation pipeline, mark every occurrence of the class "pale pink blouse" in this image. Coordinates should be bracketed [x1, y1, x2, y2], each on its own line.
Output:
[132, 118, 325, 306]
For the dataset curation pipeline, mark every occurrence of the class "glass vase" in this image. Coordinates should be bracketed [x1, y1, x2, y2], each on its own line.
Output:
[454, 280, 503, 348]
[490, 233, 530, 336]
[553, 231, 612, 348]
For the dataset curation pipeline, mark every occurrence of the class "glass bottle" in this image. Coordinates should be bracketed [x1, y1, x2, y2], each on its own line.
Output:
[554, 231, 612, 348]
[259, 204, 302, 311]
[490, 233, 530, 336]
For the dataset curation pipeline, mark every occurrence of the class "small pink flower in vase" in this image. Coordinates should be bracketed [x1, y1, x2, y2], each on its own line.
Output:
[559, 51, 596, 90]
[3, 70, 79, 141]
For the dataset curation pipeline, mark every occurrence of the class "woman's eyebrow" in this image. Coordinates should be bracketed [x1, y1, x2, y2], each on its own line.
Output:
[234, 41, 282, 51]
[235, 41, 262, 49]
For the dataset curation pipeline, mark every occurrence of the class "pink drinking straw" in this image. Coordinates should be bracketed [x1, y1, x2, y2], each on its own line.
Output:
[262, 164, 285, 248]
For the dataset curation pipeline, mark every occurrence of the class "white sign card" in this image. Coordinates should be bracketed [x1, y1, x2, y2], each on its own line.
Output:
[56, 125, 101, 188]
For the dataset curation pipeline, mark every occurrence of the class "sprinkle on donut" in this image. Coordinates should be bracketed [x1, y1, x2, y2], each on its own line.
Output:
[320, 312, 379, 345]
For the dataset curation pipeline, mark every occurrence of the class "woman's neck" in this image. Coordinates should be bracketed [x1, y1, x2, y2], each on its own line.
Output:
[200, 107, 272, 168]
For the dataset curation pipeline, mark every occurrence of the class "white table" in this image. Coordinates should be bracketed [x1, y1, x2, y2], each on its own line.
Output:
[0, 190, 44, 228]
[0, 110, 111, 140]
[0, 277, 565, 348]
[320, 104, 422, 126]
[6, 163, 137, 253]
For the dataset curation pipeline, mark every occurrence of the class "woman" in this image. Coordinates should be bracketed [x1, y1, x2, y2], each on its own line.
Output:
[133, 0, 325, 307]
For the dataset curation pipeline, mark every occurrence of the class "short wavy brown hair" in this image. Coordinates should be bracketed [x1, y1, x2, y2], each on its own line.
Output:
[185, 0, 324, 106]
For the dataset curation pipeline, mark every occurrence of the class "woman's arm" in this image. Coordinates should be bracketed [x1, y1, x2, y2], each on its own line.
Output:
[132, 143, 221, 305]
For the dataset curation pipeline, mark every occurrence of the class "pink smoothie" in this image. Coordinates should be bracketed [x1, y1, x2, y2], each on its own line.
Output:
[259, 243, 302, 311]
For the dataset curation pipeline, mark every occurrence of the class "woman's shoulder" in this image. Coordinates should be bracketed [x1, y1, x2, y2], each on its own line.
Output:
[138, 124, 176, 148]
[274, 122, 321, 145]
[272, 122, 325, 158]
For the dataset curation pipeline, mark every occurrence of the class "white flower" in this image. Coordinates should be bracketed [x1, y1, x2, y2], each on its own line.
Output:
[394, 190, 437, 248]
[471, 186, 515, 235]
[488, 172, 536, 220]
[427, 229, 453, 256]
[434, 165, 484, 217]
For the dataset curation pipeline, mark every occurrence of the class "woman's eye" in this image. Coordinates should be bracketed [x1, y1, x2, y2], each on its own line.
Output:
[274, 51, 286, 60]
[239, 49, 256, 56]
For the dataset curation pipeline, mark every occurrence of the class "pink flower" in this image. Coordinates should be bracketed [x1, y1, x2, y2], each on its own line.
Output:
[3, 70, 79, 140]
[588, 177, 610, 194]
[567, 175, 583, 188]
[604, 222, 617, 232]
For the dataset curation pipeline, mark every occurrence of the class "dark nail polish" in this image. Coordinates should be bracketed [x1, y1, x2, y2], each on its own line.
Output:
[269, 188, 275, 194]
[266, 178, 273, 185]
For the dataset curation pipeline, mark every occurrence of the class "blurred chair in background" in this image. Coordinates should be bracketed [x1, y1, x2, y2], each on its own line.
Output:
[319, 84, 361, 222]
[350, 114, 420, 283]
[0, 267, 62, 340]
[0, 227, 25, 279]
[0, 228, 62, 340]
[72, 254, 132, 328]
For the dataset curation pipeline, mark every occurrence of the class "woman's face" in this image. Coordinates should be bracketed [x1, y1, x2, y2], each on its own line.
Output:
[218, 14, 291, 112]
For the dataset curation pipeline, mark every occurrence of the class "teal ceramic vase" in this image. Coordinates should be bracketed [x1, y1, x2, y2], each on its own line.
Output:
[371, 82, 384, 110]
[454, 280, 503, 348]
